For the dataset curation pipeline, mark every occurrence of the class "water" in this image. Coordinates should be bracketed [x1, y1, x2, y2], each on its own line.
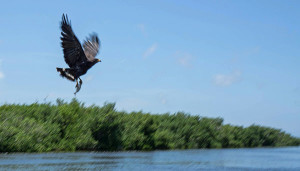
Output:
[0, 147, 299, 170]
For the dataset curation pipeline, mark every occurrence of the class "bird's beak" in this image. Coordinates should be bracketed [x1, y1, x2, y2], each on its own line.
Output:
[98, 59, 101, 62]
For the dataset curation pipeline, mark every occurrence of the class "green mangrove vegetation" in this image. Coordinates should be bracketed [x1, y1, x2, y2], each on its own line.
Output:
[0, 99, 299, 152]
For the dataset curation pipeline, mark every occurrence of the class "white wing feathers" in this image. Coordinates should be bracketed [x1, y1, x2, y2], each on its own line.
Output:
[83, 34, 100, 61]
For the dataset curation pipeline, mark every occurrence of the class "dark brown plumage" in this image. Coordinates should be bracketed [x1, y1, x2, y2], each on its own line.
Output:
[56, 14, 101, 94]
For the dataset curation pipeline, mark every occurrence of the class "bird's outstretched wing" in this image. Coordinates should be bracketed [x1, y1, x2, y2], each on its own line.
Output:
[60, 14, 86, 67]
[83, 34, 100, 62]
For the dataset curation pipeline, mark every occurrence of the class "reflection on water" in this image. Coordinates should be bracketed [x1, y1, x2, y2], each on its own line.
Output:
[0, 147, 300, 170]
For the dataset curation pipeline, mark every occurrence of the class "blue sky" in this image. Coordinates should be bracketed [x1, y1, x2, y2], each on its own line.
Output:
[0, 1, 300, 136]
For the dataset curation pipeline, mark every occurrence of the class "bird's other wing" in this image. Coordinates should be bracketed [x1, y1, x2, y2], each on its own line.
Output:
[83, 33, 100, 62]
[60, 14, 86, 67]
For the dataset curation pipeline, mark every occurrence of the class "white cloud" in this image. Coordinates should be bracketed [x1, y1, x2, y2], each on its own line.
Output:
[143, 43, 157, 58]
[213, 71, 242, 86]
[137, 24, 145, 32]
[158, 93, 168, 105]
[178, 54, 193, 68]
[0, 60, 4, 79]
[175, 52, 194, 68]
[85, 75, 93, 82]
[161, 98, 167, 105]
[137, 24, 147, 37]
[0, 72, 4, 79]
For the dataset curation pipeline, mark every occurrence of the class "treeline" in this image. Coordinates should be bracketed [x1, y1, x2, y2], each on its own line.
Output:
[0, 99, 299, 152]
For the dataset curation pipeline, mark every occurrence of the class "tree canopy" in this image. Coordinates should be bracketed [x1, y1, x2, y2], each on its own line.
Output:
[0, 99, 299, 152]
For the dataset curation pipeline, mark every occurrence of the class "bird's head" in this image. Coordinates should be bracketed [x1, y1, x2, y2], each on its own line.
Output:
[95, 58, 101, 63]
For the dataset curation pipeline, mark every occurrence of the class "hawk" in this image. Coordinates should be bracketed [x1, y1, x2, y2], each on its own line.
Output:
[56, 14, 101, 94]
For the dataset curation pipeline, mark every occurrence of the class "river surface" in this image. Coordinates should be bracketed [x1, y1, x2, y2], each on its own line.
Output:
[0, 147, 299, 170]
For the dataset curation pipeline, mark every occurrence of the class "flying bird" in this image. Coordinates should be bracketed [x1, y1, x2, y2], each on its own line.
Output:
[56, 14, 101, 94]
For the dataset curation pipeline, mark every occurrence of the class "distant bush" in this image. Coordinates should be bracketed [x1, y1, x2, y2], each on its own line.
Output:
[0, 98, 299, 152]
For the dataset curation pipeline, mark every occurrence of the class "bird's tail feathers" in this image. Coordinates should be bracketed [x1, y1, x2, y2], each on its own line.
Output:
[56, 67, 75, 81]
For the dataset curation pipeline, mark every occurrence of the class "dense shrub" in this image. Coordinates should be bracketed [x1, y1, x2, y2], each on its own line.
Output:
[0, 98, 299, 152]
